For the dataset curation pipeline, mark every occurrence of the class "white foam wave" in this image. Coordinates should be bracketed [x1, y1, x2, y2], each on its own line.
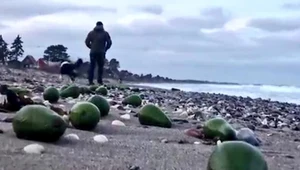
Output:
[133, 83, 300, 104]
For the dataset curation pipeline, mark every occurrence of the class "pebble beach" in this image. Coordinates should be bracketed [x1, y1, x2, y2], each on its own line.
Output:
[0, 67, 300, 170]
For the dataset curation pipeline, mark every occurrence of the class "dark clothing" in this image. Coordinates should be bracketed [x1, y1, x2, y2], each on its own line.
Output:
[85, 25, 112, 54]
[88, 52, 105, 84]
[85, 24, 112, 84]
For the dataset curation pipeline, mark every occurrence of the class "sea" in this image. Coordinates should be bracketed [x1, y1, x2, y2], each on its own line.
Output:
[133, 83, 300, 105]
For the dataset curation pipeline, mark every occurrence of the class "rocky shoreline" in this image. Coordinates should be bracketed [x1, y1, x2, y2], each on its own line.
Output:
[0, 67, 300, 170]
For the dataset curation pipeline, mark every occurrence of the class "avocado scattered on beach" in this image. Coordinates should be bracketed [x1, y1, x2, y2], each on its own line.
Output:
[13, 105, 67, 142]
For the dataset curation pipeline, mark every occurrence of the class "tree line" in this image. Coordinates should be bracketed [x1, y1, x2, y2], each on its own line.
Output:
[0, 34, 177, 83]
[0, 35, 24, 64]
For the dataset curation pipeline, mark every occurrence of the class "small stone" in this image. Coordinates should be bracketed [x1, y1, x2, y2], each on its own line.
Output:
[161, 139, 168, 143]
[120, 113, 131, 120]
[178, 139, 189, 144]
[112, 120, 126, 126]
[23, 144, 45, 154]
[65, 133, 79, 140]
[0, 129, 3, 133]
[117, 105, 125, 111]
[194, 141, 201, 145]
[128, 165, 140, 170]
[67, 99, 76, 104]
[93, 135, 108, 143]
[43, 100, 51, 106]
[31, 96, 43, 103]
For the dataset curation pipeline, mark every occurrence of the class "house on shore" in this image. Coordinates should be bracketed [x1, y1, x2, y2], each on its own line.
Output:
[22, 55, 37, 68]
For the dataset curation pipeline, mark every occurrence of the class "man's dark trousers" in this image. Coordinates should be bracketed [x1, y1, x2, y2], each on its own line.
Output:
[88, 52, 105, 84]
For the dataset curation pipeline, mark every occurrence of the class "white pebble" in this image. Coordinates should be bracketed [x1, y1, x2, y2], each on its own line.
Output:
[111, 104, 120, 109]
[67, 99, 76, 104]
[111, 120, 126, 126]
[23, 144, 45, 154]
[194, 141, 201, 145]
[179, 111, 188, 117]
[43, 100, 51, 106]
[93, 135, 108, 143]
[62, 115, 69, 122]
[65, 133, 79, 140]
[120, 114, 131, 120]
[32, 96, 43, 103]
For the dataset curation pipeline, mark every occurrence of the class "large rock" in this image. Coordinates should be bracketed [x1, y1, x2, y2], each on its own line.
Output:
[207, 141, 268, 170]
[69, 101, 101, 130]
[138, 104, 172, 128]
[43, 87, 60, 103]
[203, 117, 237, 141]
[122, 94, 142, 107]
[236, 128, 260, 146]
[60, 84, 80, 99]
[88, 95, 110, 117]
[12, 105, 67, 142]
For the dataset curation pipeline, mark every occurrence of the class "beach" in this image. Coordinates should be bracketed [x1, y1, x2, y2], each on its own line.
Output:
[0, 67, 300, 170]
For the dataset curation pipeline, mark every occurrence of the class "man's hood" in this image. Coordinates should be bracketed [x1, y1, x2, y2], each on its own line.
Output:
[93, 25, 104, 32]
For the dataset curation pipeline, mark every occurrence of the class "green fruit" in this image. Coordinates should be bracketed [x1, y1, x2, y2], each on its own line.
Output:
[60, 85, 69, 91]
[122, 94, 142, 107]
[12, 105, 67, 142]
[207, 141, 268, 170]
[138, 104, 172, 128]
[95, 86, 108, 96]
[203, 117, 237, 141]
[43, 87, 60, 103]
[60, 85, 81, 99]
[89, 85, 99, 91]
[69, 101, 101, 130]
[88, 95, 110, 117]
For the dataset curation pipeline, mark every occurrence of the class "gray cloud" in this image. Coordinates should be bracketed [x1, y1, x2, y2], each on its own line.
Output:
[169, 7, 231, 30]
[130, 4, 163, 15]
[0, 0, 116, 20]
[282, 3, 300, 10]
[2, 4, 300, 85]
[247, 17, 300, 32]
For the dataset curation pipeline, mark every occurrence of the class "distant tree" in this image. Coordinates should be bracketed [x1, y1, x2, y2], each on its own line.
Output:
[8, 35, 24, 61]
[43, 44, 70, 62]
[0, 35, 9, 64]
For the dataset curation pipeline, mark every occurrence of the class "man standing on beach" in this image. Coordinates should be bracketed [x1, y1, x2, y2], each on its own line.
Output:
[85, 21, 112, 85]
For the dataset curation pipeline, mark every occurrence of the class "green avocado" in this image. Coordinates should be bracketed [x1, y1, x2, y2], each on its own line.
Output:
[88, 95, 110, 117]
[95, 86, 108, 96]
[69, 101, 101, 130]
[138, 103, 172, 128]
[12, 105, 67, 142]
[43, 87, 60, 103]
[203, 117, 237, 141]
[122, 94, 142, 107]
[59, 84, 81, 99]
[207, 141, 268, 170]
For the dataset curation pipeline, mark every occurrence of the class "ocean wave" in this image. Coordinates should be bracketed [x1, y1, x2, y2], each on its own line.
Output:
[133, 83, 300, 104]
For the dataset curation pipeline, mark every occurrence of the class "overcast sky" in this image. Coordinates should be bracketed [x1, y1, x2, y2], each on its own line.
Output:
[1, 0, 300, 86]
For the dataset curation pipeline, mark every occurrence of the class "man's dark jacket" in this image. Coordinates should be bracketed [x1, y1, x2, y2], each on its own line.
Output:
[85, 25, 112, 54]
